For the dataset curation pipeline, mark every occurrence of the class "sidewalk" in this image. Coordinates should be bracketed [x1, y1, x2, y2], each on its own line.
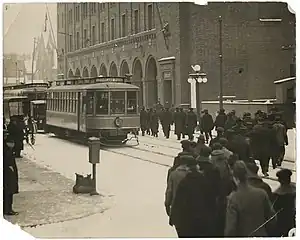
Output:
[4, 157, 111, 228]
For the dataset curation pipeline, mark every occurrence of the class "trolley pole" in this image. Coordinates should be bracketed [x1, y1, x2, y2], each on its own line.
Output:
[15, 61, 18, 84]
[218, 16, 224, 110]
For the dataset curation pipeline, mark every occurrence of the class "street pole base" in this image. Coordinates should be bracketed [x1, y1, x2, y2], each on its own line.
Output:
[90, 190, 100, 196]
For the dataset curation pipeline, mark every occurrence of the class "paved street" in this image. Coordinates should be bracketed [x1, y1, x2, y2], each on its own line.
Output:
[11, 128, 296, 237]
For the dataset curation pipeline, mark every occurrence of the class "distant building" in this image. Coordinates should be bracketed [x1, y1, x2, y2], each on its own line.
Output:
[57, 2, 295, 108]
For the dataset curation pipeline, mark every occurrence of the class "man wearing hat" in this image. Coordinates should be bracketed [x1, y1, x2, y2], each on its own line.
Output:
[273, 169, 296, 237]
[200, 109, 214, 144]
[3, 130, 19, 215]
[209, 127, 224, 147]
[214, 108, 227, 130]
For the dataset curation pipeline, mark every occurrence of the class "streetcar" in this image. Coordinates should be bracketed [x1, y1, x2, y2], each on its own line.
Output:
[3, 95, 28, 123]
[45, 76, 140, 145]
[3, 82, 49, 130]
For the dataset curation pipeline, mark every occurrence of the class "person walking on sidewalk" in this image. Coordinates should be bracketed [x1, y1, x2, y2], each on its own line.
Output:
[200, 109, 214, 144]
[3, 130, 19, 215]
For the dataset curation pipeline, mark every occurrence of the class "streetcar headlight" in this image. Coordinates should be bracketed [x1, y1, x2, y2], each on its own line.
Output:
[114, 117, 123, 128]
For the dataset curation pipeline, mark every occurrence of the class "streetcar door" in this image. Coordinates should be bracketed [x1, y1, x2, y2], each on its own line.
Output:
[78, 92, 86, 132]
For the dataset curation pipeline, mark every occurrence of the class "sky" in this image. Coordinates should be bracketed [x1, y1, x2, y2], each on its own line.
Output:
[3, 3, 57, 55]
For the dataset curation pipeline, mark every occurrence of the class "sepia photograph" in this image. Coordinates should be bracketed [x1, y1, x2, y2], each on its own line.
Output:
[2, 1, 296, 238]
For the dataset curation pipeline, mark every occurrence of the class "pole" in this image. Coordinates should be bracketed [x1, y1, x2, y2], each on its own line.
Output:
[15, 62, 18, 84]
[31, 37, 36, 83]
[219, 16, 224, 110]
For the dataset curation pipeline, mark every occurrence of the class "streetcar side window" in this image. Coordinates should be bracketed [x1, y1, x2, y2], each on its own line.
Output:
[110, 91, 125, 114]
[72, 92, 76, 113]
[59, 92, 62, 112]
[55, 92, 58, 111]
[63, 92, 66, 112]
[66, 92, 70, 113]
[127, 91, 138, 115]
[86, 92, 94, 115]
[96, 91, 109, 115]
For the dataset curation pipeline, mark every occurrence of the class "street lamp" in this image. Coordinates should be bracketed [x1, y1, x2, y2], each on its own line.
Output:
[188, 64, 208, 123]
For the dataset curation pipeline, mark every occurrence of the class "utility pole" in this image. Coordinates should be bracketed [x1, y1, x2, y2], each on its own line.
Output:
[218, 16, 224, 110]
[31, 37, 37, 83]
[15, 61, 18, 84]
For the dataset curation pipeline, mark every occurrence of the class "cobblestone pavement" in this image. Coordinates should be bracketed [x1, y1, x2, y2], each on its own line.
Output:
[4, 157, 112, 228]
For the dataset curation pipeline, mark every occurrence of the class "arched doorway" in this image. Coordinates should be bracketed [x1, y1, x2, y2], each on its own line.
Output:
[99, 64, 107, 76]
[83, 67, 89, 78]
[145, 56, 158, 108]
[132, 58, 144, 108]
[68, 69, 74, 78]
[91, 65, 98, 77]
[109, 62, 118, 76]
[120, 60, 130, 76]
[75, 68, 81, 78]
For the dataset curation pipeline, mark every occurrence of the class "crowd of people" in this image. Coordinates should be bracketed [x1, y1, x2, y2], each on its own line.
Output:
[163, 107, 295, 237]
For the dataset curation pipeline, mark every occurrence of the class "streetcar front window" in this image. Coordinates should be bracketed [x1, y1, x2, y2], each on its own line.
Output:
[96, 91, 109, 115]
[127, 91, 138, 114]
[110, 91, 125, 114]
[86, 92, 94, 115]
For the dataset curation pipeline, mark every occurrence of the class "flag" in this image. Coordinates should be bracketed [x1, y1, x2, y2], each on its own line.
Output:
[44, 13, 48, 32]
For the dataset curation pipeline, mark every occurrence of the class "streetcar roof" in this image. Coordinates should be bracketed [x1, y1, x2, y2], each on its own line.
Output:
[31, 100, 46, 104]
[3, 96, 28, 101]
[47, 82, 139, 91]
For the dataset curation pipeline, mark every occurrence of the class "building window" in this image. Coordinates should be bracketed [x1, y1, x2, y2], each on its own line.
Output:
[69, 34, 73, 51]
[96, 91, 109, 115]
[61, 13, 64, 28]
[134, 10, 139, 34]
[83, 29, 87, 47]
[147, 4, 153, 30]
[101, 22, 105, 42]
[69, 9, 73, 24]
[90, 3, 96, 14]
[75, 5, 80, 22]
[92, 26, 96, 45]
[127, 91, 137, 114]
[99, 3, 105, 11]
[83, 3, 88, 19]
[58, 14, 60, 29]
[76, 32, 80, 49]
[110, 91, 125, 114]
[111, 18, 115, 40]
[121, 14, 126, 37]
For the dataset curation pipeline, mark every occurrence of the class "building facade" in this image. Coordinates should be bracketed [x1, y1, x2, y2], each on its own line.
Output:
[57, 2, 295, 108]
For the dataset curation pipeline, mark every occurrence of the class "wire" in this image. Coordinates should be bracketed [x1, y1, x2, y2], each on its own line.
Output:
[4, 4, 24, 39]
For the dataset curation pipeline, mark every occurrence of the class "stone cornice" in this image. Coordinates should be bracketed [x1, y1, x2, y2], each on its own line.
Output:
[66, 29, 157, 58]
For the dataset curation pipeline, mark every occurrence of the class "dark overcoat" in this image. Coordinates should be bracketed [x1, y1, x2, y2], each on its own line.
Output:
[173, 111, 186, 135]
[7, 122, 24, 151]
[215, 113, 227, 128]
[150, 112, 159, 132]
[160, 110, 173, 127]
[186, 111, 197, 132]
[272, 184, 296, 237]
[3, 144, 19, 194]
[201, 113, 214, 132]
[225, 185, 276, 237]
[171, 170, 217, 237]
[140, 109, 149, 129]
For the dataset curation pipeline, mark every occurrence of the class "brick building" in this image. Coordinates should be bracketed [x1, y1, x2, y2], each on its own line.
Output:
[57, 2, 295, 108]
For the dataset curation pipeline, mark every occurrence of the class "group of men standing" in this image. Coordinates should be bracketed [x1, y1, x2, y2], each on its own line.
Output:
[164, 109, 295, 237]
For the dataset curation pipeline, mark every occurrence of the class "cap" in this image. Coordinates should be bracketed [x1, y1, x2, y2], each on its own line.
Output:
[276, 169, 292, 180]
[216, 127, 224, 132]
[246, 162, 259, 175]
[233, 161, 248, 181]
[197, 134, 205, 140]
[218, 137, 228, 145]
[180, 140, 191, 148]
[179, 155, 196, 166]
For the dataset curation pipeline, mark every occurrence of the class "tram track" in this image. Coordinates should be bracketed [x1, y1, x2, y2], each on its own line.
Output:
[41, 134, 296, 185]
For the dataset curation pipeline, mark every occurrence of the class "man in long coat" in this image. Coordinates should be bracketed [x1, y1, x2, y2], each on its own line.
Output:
[150, 109, 159, 137]
[160, 108, 173, 139]
[225, 161, 276, 237]
[214, 109, 227, 129]
[200, 109, 214, 144]
[186, 108, 197, 141]
[7, 116, 25, 158]
[171, 159, 217, 237]
[140, 107, 149, 136]
[3, 131, 19, 215]
[173, 108, 186, 140]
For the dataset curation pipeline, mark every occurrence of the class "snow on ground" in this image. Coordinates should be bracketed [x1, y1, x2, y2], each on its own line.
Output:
[23, 134, 176, 238]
